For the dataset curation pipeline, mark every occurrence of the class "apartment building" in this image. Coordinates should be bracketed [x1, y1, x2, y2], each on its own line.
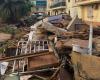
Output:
[47, 0, 66, 16]
[66, 0, 78, 18]
[47, 0, 77, 17]
[76, 0, 100, 26]
[31, 0, 47, 12]
[47, 0, 100, 26]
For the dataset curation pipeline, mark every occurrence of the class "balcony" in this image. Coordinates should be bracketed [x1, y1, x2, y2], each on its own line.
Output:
[50, 2, 66, 9]
[76, 0, 100, 5]
[77, 0, 88, 1]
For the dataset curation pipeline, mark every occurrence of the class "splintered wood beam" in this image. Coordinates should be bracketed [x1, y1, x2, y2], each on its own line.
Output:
[18, 68, 57, 75]
[50, 64, 63, 80]
[0, 50, 49, 62]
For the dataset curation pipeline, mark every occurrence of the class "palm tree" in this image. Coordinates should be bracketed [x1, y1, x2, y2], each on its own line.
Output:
[0, 0, 32, 23]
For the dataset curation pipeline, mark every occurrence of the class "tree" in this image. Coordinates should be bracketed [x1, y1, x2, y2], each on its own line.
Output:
[0, 0, 32, 23]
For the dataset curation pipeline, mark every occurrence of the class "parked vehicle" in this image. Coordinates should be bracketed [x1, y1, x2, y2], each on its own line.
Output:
[15, 13, 47, 27]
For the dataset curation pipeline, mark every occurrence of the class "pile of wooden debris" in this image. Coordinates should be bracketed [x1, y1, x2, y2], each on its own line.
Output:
[0, 14, 100, 80]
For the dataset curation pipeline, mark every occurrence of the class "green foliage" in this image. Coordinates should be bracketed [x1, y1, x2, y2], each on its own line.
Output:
[0, 47, 4, 54]
[0, 0, 32, 23]
[0, 40, 16, 54]
[0, 42, 6, 54]
[5, 40, 17, 48]
[0, 25, 17, 34]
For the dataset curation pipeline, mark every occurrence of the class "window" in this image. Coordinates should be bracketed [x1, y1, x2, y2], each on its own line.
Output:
[68, 0, 70, 2]
[69, 10, 70, 16]
[48, 12, 50, 16]
[87, 5, 93, 18]
[94, 4, 99, 10]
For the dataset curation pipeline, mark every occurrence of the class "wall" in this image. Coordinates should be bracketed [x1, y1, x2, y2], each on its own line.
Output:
[46, 0, 53, 15]
[66, 0, 78, 18]
[77, 3, 100, 26]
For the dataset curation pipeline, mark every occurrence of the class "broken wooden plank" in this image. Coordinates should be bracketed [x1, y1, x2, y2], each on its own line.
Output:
[28, 53, 59, 70]
[42, 22, 68, 35]
[50, 64, 63, 80]
[18, 68, 57, 75]
[0, 50, 49, 62]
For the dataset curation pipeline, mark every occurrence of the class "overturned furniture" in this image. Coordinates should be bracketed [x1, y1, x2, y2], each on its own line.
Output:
[28, 52, 59, 71]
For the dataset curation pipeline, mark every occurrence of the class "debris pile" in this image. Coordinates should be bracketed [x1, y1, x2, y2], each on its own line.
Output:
[0, 14, 100, 80]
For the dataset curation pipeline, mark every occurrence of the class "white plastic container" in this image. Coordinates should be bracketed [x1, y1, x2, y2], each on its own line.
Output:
[72, 44, 88, 54]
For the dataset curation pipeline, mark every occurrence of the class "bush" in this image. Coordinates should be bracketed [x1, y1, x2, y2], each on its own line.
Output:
[0, 25, 18, 34]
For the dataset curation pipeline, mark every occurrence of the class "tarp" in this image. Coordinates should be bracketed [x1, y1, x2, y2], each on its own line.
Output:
[0, 62, 8, 75]
[48, 15, 62, 22]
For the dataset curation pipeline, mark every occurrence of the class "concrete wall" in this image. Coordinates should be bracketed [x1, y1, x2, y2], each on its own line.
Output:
[66, 0, 78, 18]
[77, 3, 100, 26]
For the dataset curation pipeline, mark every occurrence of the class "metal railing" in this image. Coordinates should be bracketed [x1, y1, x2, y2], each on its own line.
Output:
[12, 40, 49, 72]
[76, 0, 88, 2]
[50, 2, 66, 8]
[32, 40, 49, 53]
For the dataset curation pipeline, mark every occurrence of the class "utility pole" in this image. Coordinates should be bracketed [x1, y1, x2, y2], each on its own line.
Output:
[88, 5, 93, 55]
[88, 23, 93, 55]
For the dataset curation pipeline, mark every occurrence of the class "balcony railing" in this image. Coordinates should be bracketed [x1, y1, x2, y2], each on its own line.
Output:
[50, 2, 66, 8]
[77, 0, 88, 1]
